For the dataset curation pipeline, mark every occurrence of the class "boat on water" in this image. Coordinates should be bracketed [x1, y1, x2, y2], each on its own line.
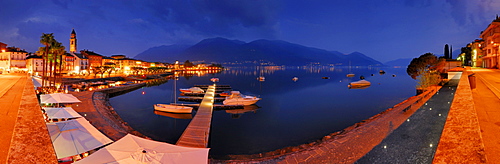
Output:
[154, 104, 193, 114]
[179, 87, 205, 93]
[346, 61, 355, 77]
[154, 75, 194, 114]
[292, 77, 298, 82]
[257, 76, 265, 81]
[223, 91, 261, 105]
[348, 80, 371, 88]
[348, 85, 370, 89]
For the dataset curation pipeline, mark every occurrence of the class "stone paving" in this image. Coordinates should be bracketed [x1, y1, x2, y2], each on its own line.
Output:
[433, 69, 486, 163]
[71, 91, 146, 141]
[470, 68, 500, 163]
[356, 79, 458, 163]
[0, 74, 57, 164]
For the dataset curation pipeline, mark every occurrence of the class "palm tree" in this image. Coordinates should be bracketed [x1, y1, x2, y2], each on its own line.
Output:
[50, 41, 66, 86]
[39, 33, 54, 88]
[37, 33, 66, 90]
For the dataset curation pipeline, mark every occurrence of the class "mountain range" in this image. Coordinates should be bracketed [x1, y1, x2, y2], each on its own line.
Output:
[134, 37, 384, 66]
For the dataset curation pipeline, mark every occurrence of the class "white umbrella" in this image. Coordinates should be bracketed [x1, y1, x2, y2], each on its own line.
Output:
[43, 107, 82, 120]
[75, 134, 210, 164]
[31, 76, 42, 88]
[47, 118, 113, 159]
[40, 93, 81, 104]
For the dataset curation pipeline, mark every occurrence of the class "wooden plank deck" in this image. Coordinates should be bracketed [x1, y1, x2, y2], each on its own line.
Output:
[176, 84, 216, 148]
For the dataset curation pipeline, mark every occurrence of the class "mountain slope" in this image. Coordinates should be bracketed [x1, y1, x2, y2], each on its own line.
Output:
[134, 37, 384, 66]
[384, 58, 413, 67]
[134, 44, 190, 62]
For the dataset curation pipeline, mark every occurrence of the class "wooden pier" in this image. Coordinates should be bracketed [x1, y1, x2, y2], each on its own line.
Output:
[176, 84, 216, 148]
[178, 97, 225, 102]
[171, 103, 244, 110]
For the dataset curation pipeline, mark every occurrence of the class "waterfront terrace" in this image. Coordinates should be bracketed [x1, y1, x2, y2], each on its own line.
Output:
[1, 67, 499, 163]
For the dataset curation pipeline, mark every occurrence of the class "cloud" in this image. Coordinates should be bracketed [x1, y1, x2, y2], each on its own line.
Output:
[141, 0, 280, 39]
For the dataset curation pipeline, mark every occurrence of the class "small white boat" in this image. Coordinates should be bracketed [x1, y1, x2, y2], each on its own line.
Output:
[179, 87, 204, 93]
[292, 77, 298, 82]
[348, 80, 371, 88]
[223, 91, 261, 105]
[154, 104, 193, 114]
[257, 76, 265, 81]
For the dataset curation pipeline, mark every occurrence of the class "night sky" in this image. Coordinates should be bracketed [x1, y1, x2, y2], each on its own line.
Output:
[1, 0, 499, 62]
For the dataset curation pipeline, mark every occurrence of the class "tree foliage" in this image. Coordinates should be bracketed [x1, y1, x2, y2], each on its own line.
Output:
[444, 44, 450, 59]
[184, 60, 194, 67]
[406, 53, 445, 80]
[37, 33, 66, 89]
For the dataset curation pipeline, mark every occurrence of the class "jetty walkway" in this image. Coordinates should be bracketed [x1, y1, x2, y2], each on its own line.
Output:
[177, 84, 216, 148]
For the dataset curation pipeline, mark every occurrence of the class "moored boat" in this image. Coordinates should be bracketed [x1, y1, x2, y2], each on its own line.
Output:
[179, 87, 205, 93]
[154, 104, 193, 114]
[348, 80, 371, 88]
[223, 91, 261, 105]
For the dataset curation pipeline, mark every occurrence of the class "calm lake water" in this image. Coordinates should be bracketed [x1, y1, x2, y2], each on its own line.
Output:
[109, 66, 416, 159]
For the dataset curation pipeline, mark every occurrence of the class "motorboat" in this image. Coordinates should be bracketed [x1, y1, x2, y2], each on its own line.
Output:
[257, 76, 265, 82]
[223, 91, 261, 105]
[179, 87, 205, 93]
[292, 77, 298, 82]
[346, 74, 355, 77]
[348, 80, 371, 88]
[219, 91, 231, 97]
[154, 104, 193, 114]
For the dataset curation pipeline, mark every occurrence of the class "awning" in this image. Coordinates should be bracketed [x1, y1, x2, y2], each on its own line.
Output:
[75, 134, 209, 164]
[40, 93, 81, 104]
[47, 118, 113, 159]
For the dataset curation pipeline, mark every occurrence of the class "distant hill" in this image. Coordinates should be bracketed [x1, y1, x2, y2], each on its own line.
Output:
[384, 58, 413, 67]
[134, 37, 384, 66]
[134, 44, 190, 62]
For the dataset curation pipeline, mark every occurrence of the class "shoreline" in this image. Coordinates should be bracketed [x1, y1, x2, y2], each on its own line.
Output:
[212, 86, 440, 163]
[71, 89, 148, 141]
[76, 76, 440, 163]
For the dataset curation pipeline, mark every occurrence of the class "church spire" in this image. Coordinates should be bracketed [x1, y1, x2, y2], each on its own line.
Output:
[70, 28, 77, 53]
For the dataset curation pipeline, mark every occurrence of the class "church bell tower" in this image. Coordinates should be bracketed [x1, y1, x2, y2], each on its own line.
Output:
[70, 29, 77, 53]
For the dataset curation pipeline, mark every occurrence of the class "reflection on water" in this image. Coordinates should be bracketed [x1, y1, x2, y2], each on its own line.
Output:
[110, 66, 416, 159]
[154, 110, 193, 119]
[224, 105, 260, 119]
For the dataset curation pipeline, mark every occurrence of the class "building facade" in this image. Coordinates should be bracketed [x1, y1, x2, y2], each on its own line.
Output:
[0, 46, 28, 72]
[479, 16, 500, 68]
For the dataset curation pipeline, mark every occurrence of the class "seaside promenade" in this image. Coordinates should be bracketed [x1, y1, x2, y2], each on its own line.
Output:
[470, 68, 500, 163]
[0, 73, 57, 163]
[1, 68, 500, 163]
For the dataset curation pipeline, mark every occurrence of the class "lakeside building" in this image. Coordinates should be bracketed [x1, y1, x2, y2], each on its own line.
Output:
[477, 15, 500, 68]
[469, 39, 484, 67]
[3, 29, 220, 76]
[0, 45, 28, 72]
